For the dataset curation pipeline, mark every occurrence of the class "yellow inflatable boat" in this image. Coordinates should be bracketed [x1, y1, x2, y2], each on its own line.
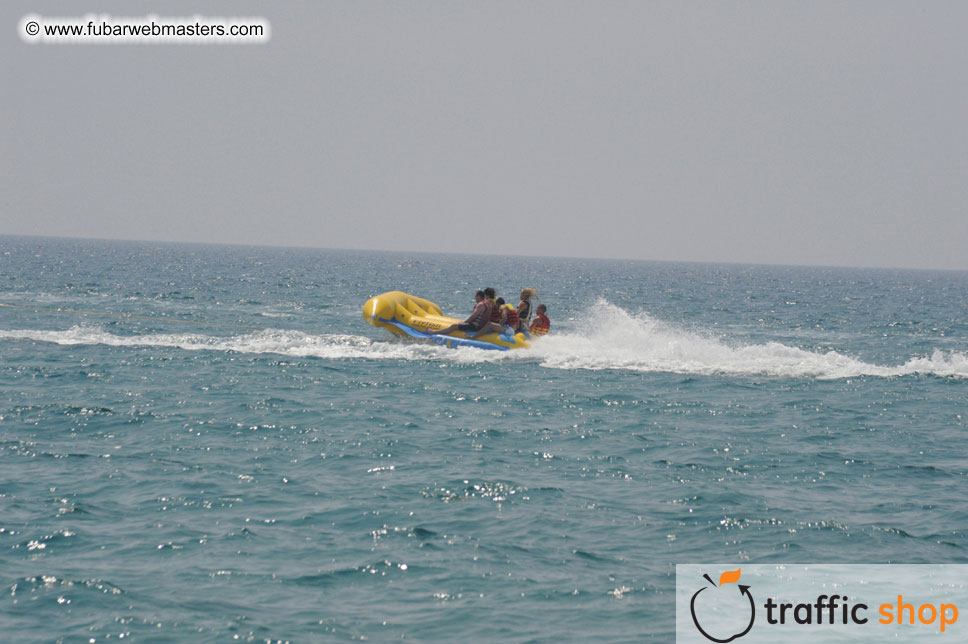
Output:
[363, 291, 531, 351]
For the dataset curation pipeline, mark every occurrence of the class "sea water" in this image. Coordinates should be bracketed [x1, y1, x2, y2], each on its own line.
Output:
[1, 236, 966, 642]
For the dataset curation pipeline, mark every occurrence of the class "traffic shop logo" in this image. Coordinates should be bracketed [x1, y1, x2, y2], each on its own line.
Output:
[689, 569, 755, 642]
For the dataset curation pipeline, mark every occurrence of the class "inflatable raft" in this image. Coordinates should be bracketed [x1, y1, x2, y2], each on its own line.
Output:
[363, 291, 530, 351]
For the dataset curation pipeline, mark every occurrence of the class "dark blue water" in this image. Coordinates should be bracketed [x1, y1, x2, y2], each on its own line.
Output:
[2, 236, 966, 642]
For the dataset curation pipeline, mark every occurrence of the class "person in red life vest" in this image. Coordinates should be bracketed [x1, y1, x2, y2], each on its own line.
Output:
[470, 291, 515, 338]
[496, 297, 520, 330]
[529, 304, 550, 336]
[428, 290, 489, 336]
[484, 287, 501, 323]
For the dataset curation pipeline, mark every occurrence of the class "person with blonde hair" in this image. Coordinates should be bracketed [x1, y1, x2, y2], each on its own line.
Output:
[516, 288, 539, 333]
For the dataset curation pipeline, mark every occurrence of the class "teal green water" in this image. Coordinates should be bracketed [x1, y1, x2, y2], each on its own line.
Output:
[2, 236, 967, 642]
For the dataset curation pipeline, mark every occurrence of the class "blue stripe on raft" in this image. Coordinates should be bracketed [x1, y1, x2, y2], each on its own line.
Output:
[379, 318, 510, 351]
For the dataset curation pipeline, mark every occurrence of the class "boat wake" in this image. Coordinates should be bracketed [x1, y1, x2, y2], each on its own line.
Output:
[0, 325, 455, 362]
[2, 302, 966, 379]
[530, 302, 968, 379]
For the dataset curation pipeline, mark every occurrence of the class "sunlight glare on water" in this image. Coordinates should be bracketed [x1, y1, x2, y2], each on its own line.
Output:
[1, 237, 967, 642]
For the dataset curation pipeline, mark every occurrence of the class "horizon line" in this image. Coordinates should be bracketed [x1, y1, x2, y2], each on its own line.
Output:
[2, 232, 965, 274]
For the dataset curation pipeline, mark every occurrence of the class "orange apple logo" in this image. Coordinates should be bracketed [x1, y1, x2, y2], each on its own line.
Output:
[690, 569, 755, 642]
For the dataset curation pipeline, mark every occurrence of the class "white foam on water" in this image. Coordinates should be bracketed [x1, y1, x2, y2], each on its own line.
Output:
[0, 325, 498, 364]
[529, 301, 968, 379]
[2, 301, 966, 379]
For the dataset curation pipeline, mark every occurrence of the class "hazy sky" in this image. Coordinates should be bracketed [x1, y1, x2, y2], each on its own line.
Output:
[3, 1, 967, 269]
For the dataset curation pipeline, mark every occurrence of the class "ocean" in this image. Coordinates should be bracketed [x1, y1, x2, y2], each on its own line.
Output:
[1, 235, 966, 642]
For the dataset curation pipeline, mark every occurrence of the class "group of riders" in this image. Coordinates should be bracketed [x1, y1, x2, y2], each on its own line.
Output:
[430, 287, 550, 339]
